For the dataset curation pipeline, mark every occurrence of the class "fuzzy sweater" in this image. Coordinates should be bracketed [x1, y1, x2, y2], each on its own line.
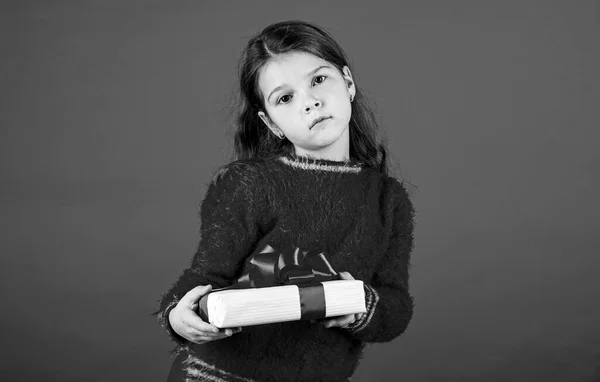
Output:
[155, 152, 416, 382]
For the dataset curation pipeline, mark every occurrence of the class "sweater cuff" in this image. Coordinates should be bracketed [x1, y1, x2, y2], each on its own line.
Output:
[157, 298, 189, 347]
[342, 283, 379, 333]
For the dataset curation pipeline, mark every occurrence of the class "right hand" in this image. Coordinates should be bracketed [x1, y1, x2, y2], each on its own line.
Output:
[169, 285, 242, 344]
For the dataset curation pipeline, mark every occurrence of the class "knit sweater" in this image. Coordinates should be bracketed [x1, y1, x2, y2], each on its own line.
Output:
[155, 152, 415, 382]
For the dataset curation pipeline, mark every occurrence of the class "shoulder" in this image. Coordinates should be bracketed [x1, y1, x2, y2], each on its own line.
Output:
[207, 158, 266, 196]
[210, 159, 260, 183]
[386, 176, 410, 199]
[383, 175, 415, 218]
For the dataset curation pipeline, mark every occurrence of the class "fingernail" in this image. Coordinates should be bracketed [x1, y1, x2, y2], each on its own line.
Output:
[226, 330, 232, 336]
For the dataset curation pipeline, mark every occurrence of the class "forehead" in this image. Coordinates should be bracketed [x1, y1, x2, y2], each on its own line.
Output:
[257, 52, 332, 90]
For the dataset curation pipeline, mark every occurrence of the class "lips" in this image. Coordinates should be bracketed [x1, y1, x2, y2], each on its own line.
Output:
[310, 116, 331, 129]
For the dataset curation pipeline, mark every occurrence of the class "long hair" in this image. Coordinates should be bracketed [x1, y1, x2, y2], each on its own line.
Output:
[230, 20, 391, 176]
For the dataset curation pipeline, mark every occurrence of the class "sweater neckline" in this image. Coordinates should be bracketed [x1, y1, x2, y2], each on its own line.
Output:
[278, 152, 364, 174]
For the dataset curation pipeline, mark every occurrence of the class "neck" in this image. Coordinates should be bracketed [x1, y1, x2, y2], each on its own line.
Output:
[292, 144, 350, 162]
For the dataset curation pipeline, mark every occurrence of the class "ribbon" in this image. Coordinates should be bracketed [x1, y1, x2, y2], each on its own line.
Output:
[199, 242, 340, 323]
[228, 243, 339, 289]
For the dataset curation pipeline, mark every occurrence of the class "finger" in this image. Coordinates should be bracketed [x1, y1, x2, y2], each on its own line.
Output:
[190, 328, 241, 343]
[189, 328, 224, 338]
[338, 272, 355, 280]
[192, 326, 242, 338]
[188, 326, 230, 339]
[182, 311, 221, 334]
[219, 327, 243, 335]
[194, 331, 234, 343]
[216, 328, 237, 336]
[191, 335, 226, 344]
[180, 325, 221, 339]
[340, 315, 358, 328]
[180, 285, 213, 305]
[322, 314, 355, 328]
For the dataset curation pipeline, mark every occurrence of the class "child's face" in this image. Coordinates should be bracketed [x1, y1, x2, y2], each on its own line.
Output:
[257, 51, 356, 158]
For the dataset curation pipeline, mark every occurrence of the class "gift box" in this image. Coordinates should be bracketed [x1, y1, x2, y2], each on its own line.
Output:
[198, 242, 367, 328]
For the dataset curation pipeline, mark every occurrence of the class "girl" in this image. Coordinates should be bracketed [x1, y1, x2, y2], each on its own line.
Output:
[154, 20, 415, 382]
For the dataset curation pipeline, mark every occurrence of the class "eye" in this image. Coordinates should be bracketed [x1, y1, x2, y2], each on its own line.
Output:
[313, 75, 327, 85]
[277, 94, 292, 105]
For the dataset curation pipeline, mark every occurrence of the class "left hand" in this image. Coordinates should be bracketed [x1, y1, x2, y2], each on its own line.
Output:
[317, 271, 365, 329]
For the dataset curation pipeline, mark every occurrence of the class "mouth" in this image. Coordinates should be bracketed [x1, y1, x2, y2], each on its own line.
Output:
[310, 116, 331, 129]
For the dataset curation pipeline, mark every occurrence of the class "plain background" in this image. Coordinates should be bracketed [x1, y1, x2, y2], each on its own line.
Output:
[1, 1, 599, 381]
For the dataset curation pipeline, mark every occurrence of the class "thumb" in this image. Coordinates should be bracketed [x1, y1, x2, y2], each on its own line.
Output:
[181, 284, 212, 305]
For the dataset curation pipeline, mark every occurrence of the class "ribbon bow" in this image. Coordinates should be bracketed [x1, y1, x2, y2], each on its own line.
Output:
[231, 243, 339, 289]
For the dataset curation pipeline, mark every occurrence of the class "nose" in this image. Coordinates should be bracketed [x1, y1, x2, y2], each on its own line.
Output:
[304, 96, 321, 113]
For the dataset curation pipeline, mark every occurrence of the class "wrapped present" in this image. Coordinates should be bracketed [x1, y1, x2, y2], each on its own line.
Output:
[198, 242, 367, 328]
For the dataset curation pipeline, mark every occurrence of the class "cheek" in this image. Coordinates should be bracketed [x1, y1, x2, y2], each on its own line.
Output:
[326, 85, 351, 111]
[335, 97, 353, 121]
[270, 109, 301, 129]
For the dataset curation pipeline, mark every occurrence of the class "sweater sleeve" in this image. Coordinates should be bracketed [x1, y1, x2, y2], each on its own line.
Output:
[152, 161, 263, 348]
[342, 179, 416, 343]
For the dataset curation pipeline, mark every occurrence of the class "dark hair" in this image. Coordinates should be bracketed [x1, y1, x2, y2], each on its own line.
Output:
[230, 20, 392, 176]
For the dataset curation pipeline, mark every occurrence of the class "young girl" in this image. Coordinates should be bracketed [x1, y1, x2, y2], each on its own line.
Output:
[154, 20, 415, 382]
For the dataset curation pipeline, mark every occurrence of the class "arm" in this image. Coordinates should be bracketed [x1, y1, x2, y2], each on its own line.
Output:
[343, 180, 416, 343]
[152, 162, 263, 347]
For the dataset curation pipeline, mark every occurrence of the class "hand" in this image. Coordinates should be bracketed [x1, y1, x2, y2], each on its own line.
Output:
[318, 272, 365, 329]
[169, 285, 242, 344]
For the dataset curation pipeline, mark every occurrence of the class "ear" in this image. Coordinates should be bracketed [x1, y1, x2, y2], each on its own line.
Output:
[342, 66, 356, 100]
[258, 111, 280, 135]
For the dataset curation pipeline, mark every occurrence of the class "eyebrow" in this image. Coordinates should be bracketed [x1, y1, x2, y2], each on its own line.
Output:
[267, 65, 331, 103]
